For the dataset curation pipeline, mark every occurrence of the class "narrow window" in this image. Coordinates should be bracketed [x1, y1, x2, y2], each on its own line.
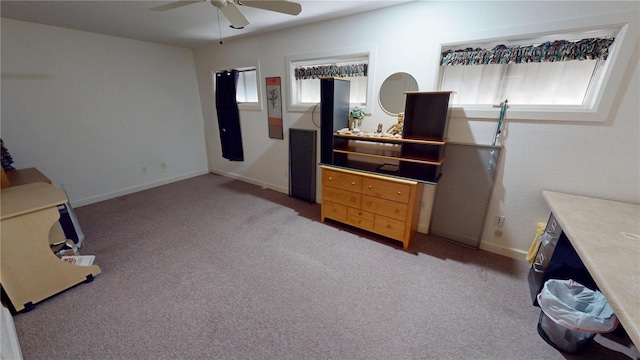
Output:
[213, 64, 262, 111]
[235, 67, 258, 104]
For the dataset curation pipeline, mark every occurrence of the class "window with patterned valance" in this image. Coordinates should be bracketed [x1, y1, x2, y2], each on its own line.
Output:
[434, 10, 638, 122]
[294, 63, 368, 80]
[440, 37, 615, 66]
[437, 28, 621, 111]
[287, 47, 373, 112]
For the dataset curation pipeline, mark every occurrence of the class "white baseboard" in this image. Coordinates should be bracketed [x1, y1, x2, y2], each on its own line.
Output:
[209, 169, 289, 194]
[417, 226, 527, 261]
[72, 169, 210, 207]
[479, 241, 528, 261]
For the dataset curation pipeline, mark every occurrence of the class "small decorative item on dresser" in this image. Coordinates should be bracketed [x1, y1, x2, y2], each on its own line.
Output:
[348, 106, 365, 131]
[386, 113, 404, 135]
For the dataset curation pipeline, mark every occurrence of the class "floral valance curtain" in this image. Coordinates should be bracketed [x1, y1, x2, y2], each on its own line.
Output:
[440, 37, 615, 66]
[294, 63, 368, 80]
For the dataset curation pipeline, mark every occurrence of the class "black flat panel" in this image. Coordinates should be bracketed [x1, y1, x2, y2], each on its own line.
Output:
[429, 144, 501, 248]
[289, 129, 317, 203]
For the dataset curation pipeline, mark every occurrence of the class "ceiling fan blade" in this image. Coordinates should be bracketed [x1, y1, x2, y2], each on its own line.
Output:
[150, 0, 204, 11]
[219, 2, 250, 28]
[239, 1, 301, 16]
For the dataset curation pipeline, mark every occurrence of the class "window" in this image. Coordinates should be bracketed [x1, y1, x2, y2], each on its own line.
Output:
[440, 33, 614, 107]
[286, 46, 376, 113]
[294, 59, 368, 105]
[436, 11, 638, 121]
[236, 67, 258, 104]
[212, 63, 262, 111]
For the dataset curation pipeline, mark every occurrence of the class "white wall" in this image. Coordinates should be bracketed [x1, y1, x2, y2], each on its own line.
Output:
[1, 19, 208, 206]
[193, 1, 639, 259]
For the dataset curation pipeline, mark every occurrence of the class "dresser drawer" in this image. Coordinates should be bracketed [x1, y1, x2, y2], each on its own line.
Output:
[323, 201, 348, 222]
[323, 186, 361, 208]
[361, 195, 408, 221]
[361, 178, 411, 203]
[347, 208, 374, 231]
[323, 169, 362, 192]
[374, 215, 406, 241]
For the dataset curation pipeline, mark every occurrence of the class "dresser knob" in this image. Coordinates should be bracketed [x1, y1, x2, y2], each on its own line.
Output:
[351, 181, 356, 186]
[368, 185, 373, 189]
[386, 224, 392, 228]
[397, 191, 402, 195]
[367, 201, 372, 206]
[358, 211, 363, 215]
[328, 177, 333, 181]
[351, 197, 356, 202]
[395, 209, 400, 213]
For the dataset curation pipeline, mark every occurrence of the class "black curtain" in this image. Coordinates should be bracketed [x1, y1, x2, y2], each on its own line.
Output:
[215, 70, 244, 161]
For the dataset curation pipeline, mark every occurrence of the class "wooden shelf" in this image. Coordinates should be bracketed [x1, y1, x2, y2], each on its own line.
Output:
[334, 133, 447, 145]
[321, 84, 452, 183]
[4, 168, 51, 187]
[334, 146, 444, 165]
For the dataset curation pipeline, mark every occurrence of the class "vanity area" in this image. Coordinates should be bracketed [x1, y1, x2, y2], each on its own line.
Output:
[319, 73, 450, 249]
[0, 168, 100, 313]
[537, 191, 640, 348]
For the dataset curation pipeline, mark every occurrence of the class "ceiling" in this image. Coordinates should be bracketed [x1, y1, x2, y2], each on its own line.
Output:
[1, 0, 414, 48]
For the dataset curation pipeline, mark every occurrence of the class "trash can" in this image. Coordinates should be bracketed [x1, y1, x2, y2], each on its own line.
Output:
[536, 279, 618, 354]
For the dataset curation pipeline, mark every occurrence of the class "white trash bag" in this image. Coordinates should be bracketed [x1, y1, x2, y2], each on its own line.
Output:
[538, 279, 618, 333]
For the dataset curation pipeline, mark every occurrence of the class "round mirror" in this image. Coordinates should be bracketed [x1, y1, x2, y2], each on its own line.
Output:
[379, 72, 419, 115]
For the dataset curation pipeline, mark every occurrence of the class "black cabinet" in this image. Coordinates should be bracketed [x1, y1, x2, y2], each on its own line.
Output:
[320, 89, 452, 183]
[320, 78, 350, 165]
[289, 129, 317, 203]
[402, 91, 451, 139]
[398, 91, 452, 182]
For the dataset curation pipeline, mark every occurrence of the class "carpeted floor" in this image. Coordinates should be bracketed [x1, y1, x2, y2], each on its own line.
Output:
[10, 174, 637, 359]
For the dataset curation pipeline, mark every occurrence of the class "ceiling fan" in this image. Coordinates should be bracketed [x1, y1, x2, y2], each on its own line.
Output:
[150, 0, 302, 29]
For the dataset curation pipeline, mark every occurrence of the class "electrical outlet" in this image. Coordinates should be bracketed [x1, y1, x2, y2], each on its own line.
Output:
[494, 215, 505, 228]
[420, 201, 426, 209]
[141, 166, 147, 173]
[161, 162, 167, 170]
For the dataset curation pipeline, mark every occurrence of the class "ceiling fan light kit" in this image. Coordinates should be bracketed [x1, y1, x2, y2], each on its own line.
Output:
[151, 0, 301, 30]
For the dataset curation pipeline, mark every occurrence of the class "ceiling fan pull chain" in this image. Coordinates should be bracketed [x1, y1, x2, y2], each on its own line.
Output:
[217, 8, 224, 44]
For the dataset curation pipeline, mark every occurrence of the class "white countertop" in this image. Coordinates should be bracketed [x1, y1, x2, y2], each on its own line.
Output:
[543, 191, 640, 346]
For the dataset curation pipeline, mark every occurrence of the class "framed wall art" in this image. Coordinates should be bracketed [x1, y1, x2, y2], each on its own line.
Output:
[266, 77, 284, 139]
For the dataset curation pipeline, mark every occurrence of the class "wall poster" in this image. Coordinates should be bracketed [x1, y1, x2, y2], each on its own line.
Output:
[266, 77, 284, 139]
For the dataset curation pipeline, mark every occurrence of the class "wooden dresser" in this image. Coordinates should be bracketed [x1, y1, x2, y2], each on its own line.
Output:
[321, 165, 423, 249]
[318, 86, 452, 249]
